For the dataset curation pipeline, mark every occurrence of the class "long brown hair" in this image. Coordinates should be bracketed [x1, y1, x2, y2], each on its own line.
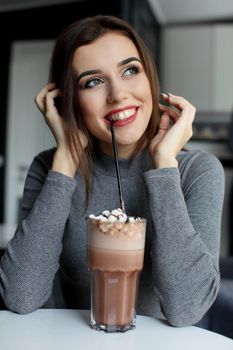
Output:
[49, 15, 160, 202]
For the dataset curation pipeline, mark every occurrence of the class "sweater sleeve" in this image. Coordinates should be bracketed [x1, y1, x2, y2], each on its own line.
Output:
[0, 150, 77, 314]
[143, 151, 225, 326]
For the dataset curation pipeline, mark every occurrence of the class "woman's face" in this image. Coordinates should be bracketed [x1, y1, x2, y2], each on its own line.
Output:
[72, 32, 153, 158]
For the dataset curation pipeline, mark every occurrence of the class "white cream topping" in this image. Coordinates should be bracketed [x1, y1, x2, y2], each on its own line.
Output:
[88, 209, 146, 249]
[89, 208, 141, 223]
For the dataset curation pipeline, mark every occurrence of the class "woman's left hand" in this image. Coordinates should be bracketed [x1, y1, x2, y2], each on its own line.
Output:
[150, 93, 196, 168]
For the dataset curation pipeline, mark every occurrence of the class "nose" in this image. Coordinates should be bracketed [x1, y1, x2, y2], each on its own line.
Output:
[106, 80, 128, 104]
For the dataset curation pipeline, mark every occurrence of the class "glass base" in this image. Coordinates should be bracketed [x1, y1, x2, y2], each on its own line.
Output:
[90, 318, 136, 333]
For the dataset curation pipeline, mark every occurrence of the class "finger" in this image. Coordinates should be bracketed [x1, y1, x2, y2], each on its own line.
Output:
[34, 91, 45, 113]
[160, 93, 184, 116]
[44, 89, 61, 116]
[160, 92, 169, 100]
[149, 113, 170, 153]
[157, 112, 170, 135]
[167, 93, 196, 116]
[36, 83, 56, 101]
[34, 83, 57, 112]
[159, 103, 180, 122]
[161, 93, 192, 112]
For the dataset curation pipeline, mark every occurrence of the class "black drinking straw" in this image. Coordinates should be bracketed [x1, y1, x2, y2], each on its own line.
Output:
[110, 122, 126, 213]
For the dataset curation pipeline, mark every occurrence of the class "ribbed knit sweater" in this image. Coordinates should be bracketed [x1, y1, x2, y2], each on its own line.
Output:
[0, 148, 225, 326]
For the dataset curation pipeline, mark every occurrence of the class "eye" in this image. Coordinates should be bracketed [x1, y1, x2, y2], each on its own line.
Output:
[122, 65, 139, 77]
[84, 77, 104, 88]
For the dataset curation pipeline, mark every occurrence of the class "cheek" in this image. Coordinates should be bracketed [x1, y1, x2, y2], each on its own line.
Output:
[147, 91, 153, 113]
[77, 98, 96, 132]
[77, 94, 105, 137]
[145, 82, 153, 112]
[78, 91, 105, 120]
[141, 84, 153, 116]
[78, 95, 91, 117]
[136, 77, 152, 106]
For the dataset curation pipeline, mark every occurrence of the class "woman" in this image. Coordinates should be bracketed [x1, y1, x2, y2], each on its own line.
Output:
[0, 15, 224, 326]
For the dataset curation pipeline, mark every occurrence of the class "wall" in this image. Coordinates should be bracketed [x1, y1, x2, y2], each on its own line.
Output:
[0, 0, 124, 223]
[160, 24, 233, 256]
[5, 40, 55, 223]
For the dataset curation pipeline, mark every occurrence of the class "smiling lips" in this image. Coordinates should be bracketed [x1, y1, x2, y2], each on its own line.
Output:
[104, 106, 138, 127]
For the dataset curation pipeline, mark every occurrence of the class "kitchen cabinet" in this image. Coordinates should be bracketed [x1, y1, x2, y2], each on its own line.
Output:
[161, 24, 233, 113]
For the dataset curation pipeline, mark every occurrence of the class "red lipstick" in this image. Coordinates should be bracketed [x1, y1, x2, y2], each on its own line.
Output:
[104, 106, 138, 127]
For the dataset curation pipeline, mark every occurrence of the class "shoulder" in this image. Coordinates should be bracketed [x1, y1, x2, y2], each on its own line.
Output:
[29, 147, 56, 175]
[177, 150, 224, 184]
[34, 147, 56, 162]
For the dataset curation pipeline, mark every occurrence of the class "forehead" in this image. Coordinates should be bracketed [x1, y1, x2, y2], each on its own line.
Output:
[72, 32, 140, 73]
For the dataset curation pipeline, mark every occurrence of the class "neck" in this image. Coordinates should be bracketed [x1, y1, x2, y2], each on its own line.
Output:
[99, 141, 137, 159]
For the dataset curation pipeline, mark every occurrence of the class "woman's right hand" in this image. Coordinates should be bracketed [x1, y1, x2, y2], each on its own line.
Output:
[34, 83, 87, 177]
[34, 83, 66, 146]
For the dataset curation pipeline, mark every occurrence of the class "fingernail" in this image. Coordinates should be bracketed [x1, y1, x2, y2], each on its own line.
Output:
[160, 93, 168, 97]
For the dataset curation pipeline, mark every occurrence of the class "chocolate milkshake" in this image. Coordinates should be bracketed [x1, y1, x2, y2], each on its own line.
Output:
[87, 208, 146, 332]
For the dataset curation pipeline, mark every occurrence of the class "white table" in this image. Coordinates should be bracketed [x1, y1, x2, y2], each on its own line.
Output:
[0, 309, 232, 350]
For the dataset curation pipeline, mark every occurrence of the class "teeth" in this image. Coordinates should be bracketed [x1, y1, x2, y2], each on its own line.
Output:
[108, 108, 135, 121]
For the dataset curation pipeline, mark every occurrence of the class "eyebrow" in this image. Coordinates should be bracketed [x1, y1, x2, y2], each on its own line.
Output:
[76, 56, 141, 82]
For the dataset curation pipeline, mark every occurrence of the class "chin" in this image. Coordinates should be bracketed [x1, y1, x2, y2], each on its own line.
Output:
[117, 136, 138, 144]
[117, 132, 144, 145]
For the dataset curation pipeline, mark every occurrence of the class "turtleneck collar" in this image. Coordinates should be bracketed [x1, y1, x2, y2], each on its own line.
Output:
[93, 148, 152, 178]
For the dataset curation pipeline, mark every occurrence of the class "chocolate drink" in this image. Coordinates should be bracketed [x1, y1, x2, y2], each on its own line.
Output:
[87, 211, 146, 332]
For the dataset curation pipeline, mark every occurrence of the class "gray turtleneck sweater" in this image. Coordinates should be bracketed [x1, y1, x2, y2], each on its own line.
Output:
[0, 148, 224, 326]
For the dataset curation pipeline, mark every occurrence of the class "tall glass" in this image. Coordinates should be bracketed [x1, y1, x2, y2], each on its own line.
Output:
[87, 218, 146, 332]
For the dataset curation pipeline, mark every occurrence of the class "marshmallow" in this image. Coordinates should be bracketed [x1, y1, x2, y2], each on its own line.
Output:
[88, 208, 141, 223]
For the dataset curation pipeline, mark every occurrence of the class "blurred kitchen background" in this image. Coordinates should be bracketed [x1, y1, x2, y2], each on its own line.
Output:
[0, 0, 233, 255]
